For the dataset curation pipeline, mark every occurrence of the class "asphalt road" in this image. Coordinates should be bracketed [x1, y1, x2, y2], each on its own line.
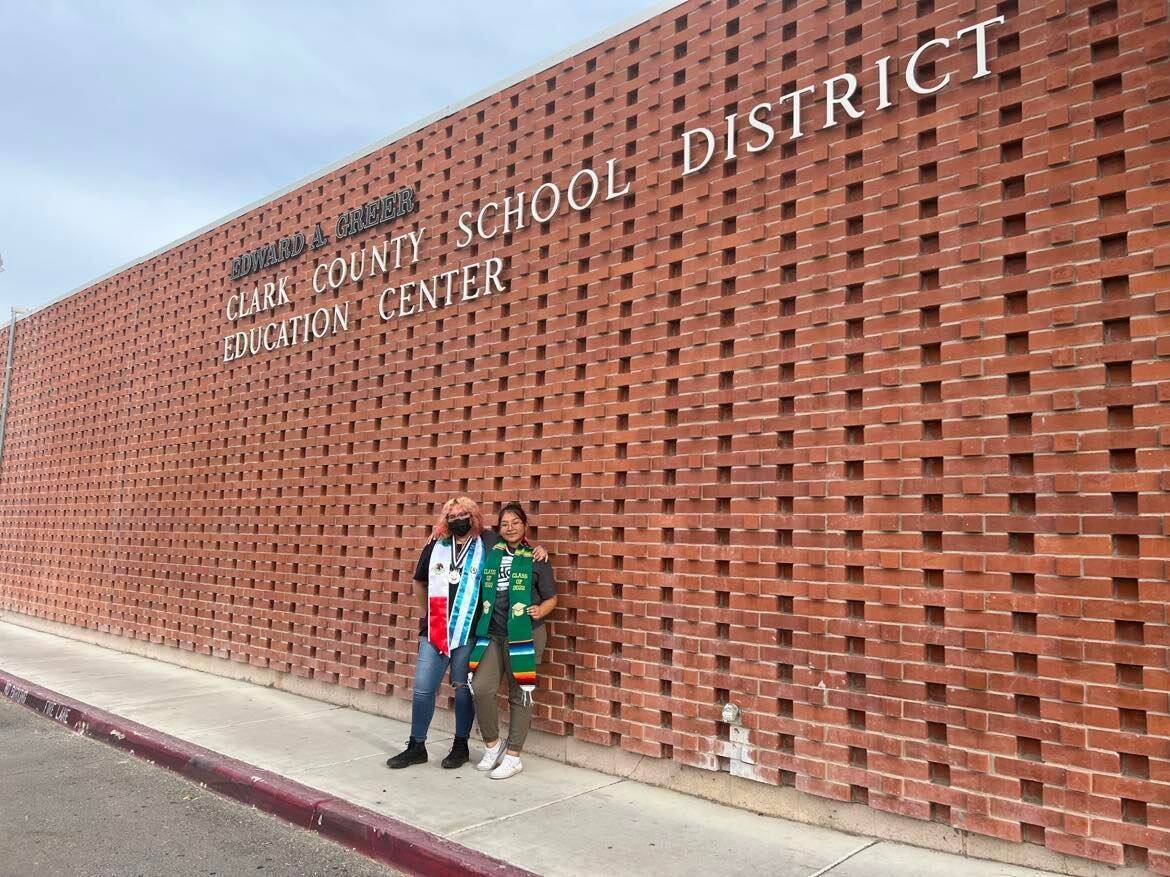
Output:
[0, 698, 399, 877]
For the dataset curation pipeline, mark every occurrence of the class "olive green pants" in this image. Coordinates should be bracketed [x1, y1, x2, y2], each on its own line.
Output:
[472, 625, 547, 753]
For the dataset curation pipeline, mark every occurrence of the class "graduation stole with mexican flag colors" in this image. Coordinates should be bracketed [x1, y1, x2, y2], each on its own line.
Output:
[427, 534, 485, 655]
[468, 540, 536, 696]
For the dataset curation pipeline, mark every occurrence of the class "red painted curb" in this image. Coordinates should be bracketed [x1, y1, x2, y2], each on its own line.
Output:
[255, 774, 332, 828]
[1, 669, 537, 877]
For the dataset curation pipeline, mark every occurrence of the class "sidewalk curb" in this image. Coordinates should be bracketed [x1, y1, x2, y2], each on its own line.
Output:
[0, 668, 535, 877]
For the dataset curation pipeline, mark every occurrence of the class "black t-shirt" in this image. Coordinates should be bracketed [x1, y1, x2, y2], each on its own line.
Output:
[488, 547, 556, 638]
[412, 530, 501, 634]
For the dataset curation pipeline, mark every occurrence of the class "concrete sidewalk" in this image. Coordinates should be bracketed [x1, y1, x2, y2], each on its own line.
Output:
[0, 620, 1064, 877]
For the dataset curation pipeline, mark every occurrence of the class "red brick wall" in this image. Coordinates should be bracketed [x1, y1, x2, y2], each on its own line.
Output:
[2, 0, 1169, 869]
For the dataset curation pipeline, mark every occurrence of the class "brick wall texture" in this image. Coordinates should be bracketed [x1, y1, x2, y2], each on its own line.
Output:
[1, 0, 1169, 869]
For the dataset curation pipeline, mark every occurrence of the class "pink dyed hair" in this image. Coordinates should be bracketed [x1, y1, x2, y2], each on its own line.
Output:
[431, 496, 485, 541]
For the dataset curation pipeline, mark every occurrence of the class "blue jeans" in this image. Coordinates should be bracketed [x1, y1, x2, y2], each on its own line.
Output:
[410, 637, 474, 741]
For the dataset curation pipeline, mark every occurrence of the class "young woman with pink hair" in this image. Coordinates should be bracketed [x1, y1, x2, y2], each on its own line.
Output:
[386, 496, 546, 770]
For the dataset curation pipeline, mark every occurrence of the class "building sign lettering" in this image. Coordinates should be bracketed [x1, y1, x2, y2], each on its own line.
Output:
[221, 13, 1007, 365]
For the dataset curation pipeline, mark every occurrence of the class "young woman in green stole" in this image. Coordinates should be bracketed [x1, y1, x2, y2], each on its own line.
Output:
[469, 503, 557, 779]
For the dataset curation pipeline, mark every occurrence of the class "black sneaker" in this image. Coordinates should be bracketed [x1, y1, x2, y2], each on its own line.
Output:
[441, 737, 470, 769]
[386, 738, 428, 769]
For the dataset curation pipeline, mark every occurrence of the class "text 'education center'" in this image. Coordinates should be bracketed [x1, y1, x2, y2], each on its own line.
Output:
[1, 0, 1168, 871]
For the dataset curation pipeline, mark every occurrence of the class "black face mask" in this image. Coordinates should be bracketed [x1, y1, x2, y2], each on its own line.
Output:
[448, 517, 472, 538]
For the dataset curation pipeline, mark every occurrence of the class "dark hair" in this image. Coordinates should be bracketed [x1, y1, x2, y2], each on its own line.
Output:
[497, 502, 528, 528]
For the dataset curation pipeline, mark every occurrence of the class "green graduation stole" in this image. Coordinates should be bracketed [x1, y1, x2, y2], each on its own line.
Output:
[468, 541, 537, 696]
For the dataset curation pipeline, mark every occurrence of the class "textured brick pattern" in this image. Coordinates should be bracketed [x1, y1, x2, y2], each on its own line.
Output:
[2, 0, 1169, 869]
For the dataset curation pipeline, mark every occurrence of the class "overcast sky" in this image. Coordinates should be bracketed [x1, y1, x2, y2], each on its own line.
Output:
[0, 1, 670, 315]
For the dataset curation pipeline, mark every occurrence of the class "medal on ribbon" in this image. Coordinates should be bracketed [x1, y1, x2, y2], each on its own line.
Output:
[449, 536, 473, 588]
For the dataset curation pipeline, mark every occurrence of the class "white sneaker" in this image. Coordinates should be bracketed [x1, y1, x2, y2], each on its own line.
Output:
[476, 740, 505, 772]
[489, 753, 523, 780]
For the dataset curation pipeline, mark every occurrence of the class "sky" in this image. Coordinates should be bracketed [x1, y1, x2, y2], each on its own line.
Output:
[0, 1, 671, 316]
